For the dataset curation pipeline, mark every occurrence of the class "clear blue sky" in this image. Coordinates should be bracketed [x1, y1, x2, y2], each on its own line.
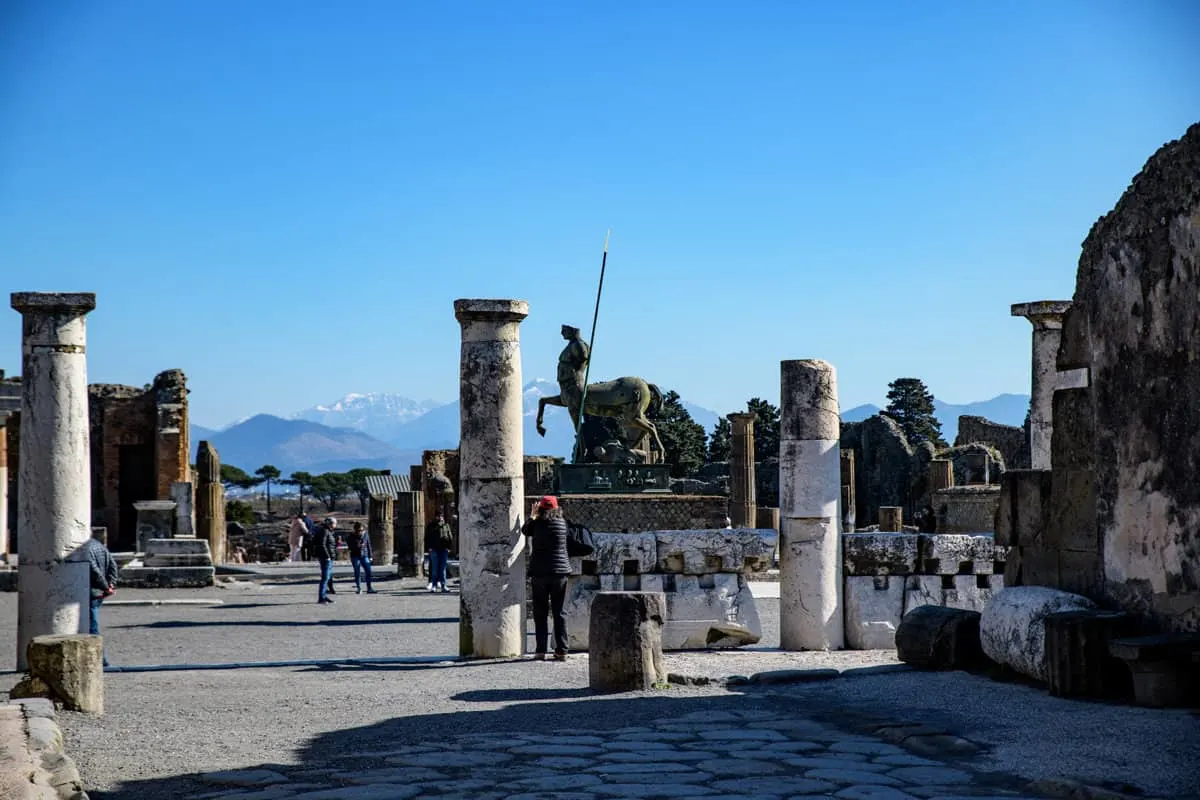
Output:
[2, 1, 1197, 429]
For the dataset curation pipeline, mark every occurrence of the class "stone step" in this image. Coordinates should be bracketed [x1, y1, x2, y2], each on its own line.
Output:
[143, 554, 214, 568]
[144, 538, 212, 557]
[117, 566, 214, 588]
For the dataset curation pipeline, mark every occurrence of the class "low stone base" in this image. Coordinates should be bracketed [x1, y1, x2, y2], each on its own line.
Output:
[11, 635, 103, 713]
[118, 566, 215, 588]
[589, 591, 667, 692]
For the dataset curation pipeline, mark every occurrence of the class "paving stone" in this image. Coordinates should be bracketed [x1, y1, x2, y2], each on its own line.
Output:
[503, 794, 601, 800]
[674, 710, 749, 722]
[785, 758, 890, 772]
[836, 787, 921, 800]
[387, 751, 513, 767]
[533, 756, 595, 769]
[600, 750, 718, 763]
[872, 756, 944, 768]
[603, 740, 680, 750]
[609, 727, 654, 734]
[594, 784, 716, 798]
[588, 761, 698, 774]
[588, 769, 713, 785]
[905, 789, 1028, 799]
[620, 732, 697, 742]
[746, 720, 832, 736]
[886, 767, 973, 786]
[711, 777, 839, 794]
[507, 773, 604, 791]
[752, 668, 842, 684]
[698, 728, 788, 742]
[347, 766, 446, 783]
[762, 741, 825, 753]
[199, 769, 291, 787]
[195, 789, 303, 800]
[520, 735, 607, 745]
[510, 744, 607, 756]
[693, 758, 783, 777]
[418, 780, 500, 793]
[289, 786, 421, 800]
[830, 742, 909, 757]
[807, 769, 906, 786]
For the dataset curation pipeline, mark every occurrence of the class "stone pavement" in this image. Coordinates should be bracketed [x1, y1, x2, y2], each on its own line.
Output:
[190, 706, 1043, 800]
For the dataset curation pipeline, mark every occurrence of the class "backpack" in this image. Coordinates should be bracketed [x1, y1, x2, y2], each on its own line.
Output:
[565, 520, 595, 558]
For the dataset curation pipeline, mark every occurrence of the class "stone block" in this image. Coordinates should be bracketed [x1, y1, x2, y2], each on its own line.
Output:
[143, 554, 214, 567]
[144, 538, 213, 557]
[117, 565, 215, 588]
[134, 500, 177, 553]
[903, 575, 943, 614]
[563, 574, 623, 650]
[571, 532, 656, 576]
[20, 635, 103, 713]
[653, 529, 776, 574]
[980, 586, 1097, 682]
[843, 533, 918, 576]
[895, 605, 985, 670]
[943, 574, 994, 613]
[663, 574, 761, 649]
[919, 534, 994, 575]
[995, 469, 1052, 548]
[844, 575, 904, 649]
[588, 591, 667, 692]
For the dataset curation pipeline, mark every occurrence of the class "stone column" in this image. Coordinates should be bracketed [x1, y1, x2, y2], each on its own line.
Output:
[454, 299, 529, 658]
[878, 506, 903, 532]
[779, 359, 845, 651]
[367, 493, 394, 569]
[194, 441, 226, 565]
[928, 459, 954, 493]
[728, 413, 757, 528]
[840, 450, 856, 533]
[0, 424, 7, 558]
[395, 491, 424, 577]
[11, 292, 96, 671]
[1011, 301, 1071, 470]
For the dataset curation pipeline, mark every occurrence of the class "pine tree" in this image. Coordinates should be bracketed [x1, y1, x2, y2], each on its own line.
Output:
[707, 417, 732, 462]
[883, 377, 946, 447]
[649, 390, 708, 477]
[746, 397, 781, 461]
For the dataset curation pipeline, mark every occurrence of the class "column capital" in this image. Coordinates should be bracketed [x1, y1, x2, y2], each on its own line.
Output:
[11, 292, 96, 314]
[729, 412, 756, 428]
[454, 299, 529, 324]
[1011, 300, 1071, 329]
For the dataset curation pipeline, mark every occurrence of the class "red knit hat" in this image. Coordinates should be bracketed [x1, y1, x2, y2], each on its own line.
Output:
[539, 495, 559, 510]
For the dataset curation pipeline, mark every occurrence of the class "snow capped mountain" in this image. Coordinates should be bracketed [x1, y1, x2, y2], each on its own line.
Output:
[293, 392, 441, 443]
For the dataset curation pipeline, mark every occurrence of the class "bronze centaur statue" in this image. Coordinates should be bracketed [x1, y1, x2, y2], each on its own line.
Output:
[536, 324, 665, 462]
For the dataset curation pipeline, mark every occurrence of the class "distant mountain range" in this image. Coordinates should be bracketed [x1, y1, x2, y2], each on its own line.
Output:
[191, 385, 1027, 475]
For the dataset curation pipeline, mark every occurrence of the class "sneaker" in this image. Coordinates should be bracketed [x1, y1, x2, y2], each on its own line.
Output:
[441, 586, 450, 593]
[553, 651, 567, 661]
[366, 588, 378, 594]
[355, 587, 362, 595]
[427, 583, 435, 592]
[319, 598, 334, 604]
[533, 653, 547, 661]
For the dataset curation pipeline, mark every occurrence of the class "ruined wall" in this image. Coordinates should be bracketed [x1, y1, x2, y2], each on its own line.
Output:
[1054, 122, 1200, 633]
[955, 415, 1029, 471]
[153, 370, 190, 499]
[553, 494, 728, 533]
[840, 415, 920, 525]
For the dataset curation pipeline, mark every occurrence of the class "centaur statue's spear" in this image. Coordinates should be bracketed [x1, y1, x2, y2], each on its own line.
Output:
[571, 229, 610, 464]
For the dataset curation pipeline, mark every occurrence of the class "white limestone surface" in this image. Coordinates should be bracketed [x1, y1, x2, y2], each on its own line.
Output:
[979, 585, 1095, 681]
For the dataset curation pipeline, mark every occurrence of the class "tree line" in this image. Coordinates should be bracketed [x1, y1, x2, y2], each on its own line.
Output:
[218, 464, 385, 515]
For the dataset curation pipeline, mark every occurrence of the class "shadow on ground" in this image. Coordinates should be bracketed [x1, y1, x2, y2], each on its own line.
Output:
[110, 616, 459, 630]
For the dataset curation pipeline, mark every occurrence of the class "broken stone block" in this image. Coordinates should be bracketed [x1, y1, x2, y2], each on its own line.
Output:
[903, 575, 943, 615]
[844, 575, 905, 649]
[919, 534, 994, 575]
[663, 574, 761, 649]
[21, 635, 103, 714]
[943, 574, 994, 613]
[563, 574, 622, 650]
[895, 605, 985, 670]
[980, 586, 1096, 682]
[571, 532, 656, 576]
[588, 591, 667, 692]
[653, 529, 776, 574]
[843, 533, 919, 576]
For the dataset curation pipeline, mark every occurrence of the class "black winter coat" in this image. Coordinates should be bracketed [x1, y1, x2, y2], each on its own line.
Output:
[522, 514, 571, 577]
[316, 526, 338, 562]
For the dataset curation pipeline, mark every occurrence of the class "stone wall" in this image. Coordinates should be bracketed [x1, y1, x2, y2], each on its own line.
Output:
[1045, 123, 1199, 633]
[932, 486, 1001, 533]
[842, 532, 1008, 649]
[840, 414, 923, 524]
[955, 415, 1029, 471]
[552, 494, 728, 533]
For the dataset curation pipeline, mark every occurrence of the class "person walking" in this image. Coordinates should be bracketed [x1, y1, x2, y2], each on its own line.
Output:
[299, 511, 315, 561]
[82, 530, 118, 667]
[521, 495, 571, 661]
[288, 512, 307, 562]
[425, 511, 454, 593]
[316, 517, 338, 604]
[345, 521, 377, 594]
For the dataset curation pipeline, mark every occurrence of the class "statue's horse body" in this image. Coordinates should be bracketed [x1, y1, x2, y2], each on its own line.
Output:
[536, 376, 665, 462]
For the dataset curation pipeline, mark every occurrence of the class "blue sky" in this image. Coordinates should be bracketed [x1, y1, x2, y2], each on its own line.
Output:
[2, 1, 1197, 430]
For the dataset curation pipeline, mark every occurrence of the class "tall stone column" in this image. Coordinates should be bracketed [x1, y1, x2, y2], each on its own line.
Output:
[779, 359, 844, 651]
[395, 491, 424, 577]
[0, 424, 7, 558]
[454, 299, 528, 658]
[11, 292, 96, 671]
[1011, 301, 1071, 470]
[194, 441, 226, 565]
[728, 412, 757, 528]
[367, 494, 394, 568]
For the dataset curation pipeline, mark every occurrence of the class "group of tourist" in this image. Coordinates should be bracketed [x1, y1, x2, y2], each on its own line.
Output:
[288, 513, 377, 602]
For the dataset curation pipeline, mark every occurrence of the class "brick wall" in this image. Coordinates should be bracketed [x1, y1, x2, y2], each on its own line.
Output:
[549, 494, 728, 533]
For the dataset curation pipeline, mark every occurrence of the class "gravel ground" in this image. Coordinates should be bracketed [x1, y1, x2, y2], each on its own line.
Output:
[0, 577, 1196, 798]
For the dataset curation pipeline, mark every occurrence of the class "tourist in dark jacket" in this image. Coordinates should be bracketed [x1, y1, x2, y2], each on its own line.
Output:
[522, 495, 571, 661]
[316, 518, 339, 604]
[426, 511, 454, 593]
[83, 532, 118, 667]
[345, 521, 377, 594]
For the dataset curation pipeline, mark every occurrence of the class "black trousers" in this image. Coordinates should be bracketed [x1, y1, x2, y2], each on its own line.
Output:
[531, 575, 568, 654]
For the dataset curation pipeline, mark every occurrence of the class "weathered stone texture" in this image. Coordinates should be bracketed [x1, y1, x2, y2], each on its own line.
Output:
[980, 586, 1096, 682]
[1055, 122, 1200, 633]
[556, 494, 727, 533]
[194, 442, 226, 566]
[588, 591, 667, 692]
[955, 415, 1029, 471]
[932, 486, 1001, 534]
[840, 414, 916, 527]
[16, 634, 104, 713]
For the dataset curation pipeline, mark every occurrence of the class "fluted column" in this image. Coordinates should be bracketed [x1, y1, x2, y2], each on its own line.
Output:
[11, 292, 96, 670]
[455, 299, 528, 658]
[728, 413, 757, 528]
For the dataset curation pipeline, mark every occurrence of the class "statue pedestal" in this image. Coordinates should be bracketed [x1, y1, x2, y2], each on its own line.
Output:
[556, 464, 671, 495]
